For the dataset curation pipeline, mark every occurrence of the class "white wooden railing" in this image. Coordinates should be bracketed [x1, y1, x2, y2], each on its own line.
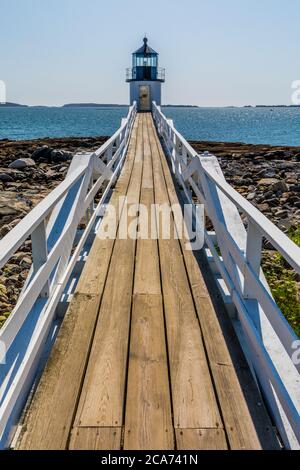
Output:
[0, 103, 137, 448]
[152, 101, 300, 449]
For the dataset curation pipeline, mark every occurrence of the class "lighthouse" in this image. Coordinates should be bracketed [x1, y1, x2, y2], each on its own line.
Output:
[126, 37, 165, 112]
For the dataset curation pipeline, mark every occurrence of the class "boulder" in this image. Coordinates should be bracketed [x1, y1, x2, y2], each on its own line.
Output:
[0, 173, 13, 182]
[31, 145, 52, 161]
[50, 150, 72, 163]
[9, 158, 36, 170]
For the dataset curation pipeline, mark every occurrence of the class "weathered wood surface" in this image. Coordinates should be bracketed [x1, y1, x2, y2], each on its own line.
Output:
[150, 118, 279, 450]
[124, 116, 173, 450]
[17, 114, 279, 451]
[69, 428, 122, 451]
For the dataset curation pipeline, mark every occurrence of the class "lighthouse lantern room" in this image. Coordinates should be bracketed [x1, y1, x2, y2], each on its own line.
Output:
[126, 37, 165, 112]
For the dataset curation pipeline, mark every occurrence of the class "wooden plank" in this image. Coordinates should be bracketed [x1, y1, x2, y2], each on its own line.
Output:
[134, 188, 160, 294]
[16, 116, 140, 451]
[175, 429, 228, 450]
[141, 115, 153, 190]
[72, 114, 145, 429]
[148, 116, 222, 430]
[124, 294, 174, 450]
[69, 427, 122, 450]
[151, 118, 279, 450]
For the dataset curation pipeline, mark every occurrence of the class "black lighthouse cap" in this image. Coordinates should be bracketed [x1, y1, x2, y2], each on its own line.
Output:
[134, 37, 158, 55]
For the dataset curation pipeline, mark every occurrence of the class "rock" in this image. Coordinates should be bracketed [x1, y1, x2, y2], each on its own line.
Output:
[0, 224, 12, 238]
[20, 256, 32, 268]
[258, 178, 279, 186]
[265, 197, 280, 207]
[50, 150, 72, 163]
[257, 203, 270, 212]
[257, 169, 276, 178]
[31, 145, 52, 161]
[242, 172, 253, 180]
[264, 150, 286, 159]
[0, 284, 7, 296]
[9, 158, 36, 170]
[286, 178, 298, 184]
[247, 193, 256, 201]
[273, 181, 289, 193]
[264, 190, 274, 199]
[277, 218, 293, 230]
[0, 173, 13, 182]
[0, 205, 21, 217]
[275, 209, 289, 218]
[0, 302, 11, 312]
[44, 169, 57, 178]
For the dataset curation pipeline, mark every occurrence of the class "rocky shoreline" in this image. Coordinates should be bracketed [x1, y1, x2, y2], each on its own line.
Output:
[190, 140, 300, 230]
[0, 137, 299, 330]
[0, 137, 107, 327]
[0, 137, 107, 237]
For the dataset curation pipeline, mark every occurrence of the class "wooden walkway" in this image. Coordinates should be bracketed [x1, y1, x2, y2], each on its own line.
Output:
[16, 114, 279, 450]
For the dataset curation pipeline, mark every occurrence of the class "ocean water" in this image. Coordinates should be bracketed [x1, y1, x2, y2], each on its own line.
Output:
[0, 105, 300, 146]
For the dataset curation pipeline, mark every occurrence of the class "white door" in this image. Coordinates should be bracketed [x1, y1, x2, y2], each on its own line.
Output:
[139, 85, 150, 111]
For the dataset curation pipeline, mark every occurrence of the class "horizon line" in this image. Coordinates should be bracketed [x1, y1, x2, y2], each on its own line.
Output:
[0, 101, 299, 109]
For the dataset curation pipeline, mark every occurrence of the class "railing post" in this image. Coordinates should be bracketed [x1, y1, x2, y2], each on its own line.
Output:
[173, 134, 182, 185]
[181, 146, 188, 166]
[85, 172, 95, 226]
[243, 221, 263, 299]
[31, 220, 50, 298]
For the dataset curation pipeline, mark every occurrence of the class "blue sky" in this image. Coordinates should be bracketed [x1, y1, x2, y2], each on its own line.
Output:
[0, 0, 299, 106]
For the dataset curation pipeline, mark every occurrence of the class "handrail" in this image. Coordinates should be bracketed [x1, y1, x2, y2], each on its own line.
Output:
[152, 101, 300, 449]
[200, 166, 300, 274]
[153, 102, 300, 273]
[0, 102, 137, 448]
[0, 166, 87, 269]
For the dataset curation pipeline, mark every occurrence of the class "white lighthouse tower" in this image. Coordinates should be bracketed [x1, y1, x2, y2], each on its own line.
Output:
[126, 37, 165, 112]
